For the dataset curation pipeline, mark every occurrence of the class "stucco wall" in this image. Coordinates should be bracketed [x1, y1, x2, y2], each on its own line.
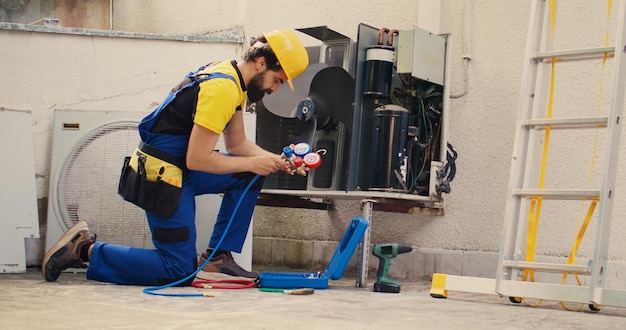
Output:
[111, 0, 420, 44]
[0, 0, 110, 29]
[2, 0, 626, 275]
[0, 27, 241, 199]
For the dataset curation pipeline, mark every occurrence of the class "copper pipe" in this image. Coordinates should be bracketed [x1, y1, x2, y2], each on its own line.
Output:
[377, 27, 390, 45]
[387, 29, 399, 46]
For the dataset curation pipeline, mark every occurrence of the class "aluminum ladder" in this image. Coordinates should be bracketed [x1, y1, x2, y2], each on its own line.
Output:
[430, 0, 626, 309]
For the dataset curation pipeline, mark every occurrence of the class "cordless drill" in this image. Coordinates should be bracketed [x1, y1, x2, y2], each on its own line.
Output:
[372, 243, 413, 293]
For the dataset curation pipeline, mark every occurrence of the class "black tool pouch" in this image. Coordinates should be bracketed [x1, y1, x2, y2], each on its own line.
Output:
[118, 148, 183, 219]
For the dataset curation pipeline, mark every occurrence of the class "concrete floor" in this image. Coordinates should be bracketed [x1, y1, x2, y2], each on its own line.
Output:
[2, 268, 626, 329]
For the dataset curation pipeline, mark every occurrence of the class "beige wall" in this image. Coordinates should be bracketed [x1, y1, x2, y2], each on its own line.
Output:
[0, 0, 110, 28]
[2, 0, 626, 273]
[0, 27, 241, 199]
[111, 0, 420, 43]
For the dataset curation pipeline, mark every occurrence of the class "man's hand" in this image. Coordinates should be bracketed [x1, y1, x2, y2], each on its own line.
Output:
[250, 154, 287, 176]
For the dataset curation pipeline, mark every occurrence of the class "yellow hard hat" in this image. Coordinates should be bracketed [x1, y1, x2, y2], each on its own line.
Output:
[264, 29, 309, 91]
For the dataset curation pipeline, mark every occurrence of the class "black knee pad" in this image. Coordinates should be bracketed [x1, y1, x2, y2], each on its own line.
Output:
[153, 226, 190, 243]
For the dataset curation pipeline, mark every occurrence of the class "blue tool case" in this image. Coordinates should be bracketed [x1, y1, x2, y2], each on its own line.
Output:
[258, 216, 368, 289]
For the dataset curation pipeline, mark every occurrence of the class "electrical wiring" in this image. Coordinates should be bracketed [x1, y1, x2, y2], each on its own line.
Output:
[397, 71, 443, 194]
[142, 174, 261, 297]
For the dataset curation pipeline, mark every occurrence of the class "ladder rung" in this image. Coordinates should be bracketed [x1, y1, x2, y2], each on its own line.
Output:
[502, 260, 591, 275]
[534, 46, 615, 61]
[523, 117, 608, 129]
[515, 189, 600, 200]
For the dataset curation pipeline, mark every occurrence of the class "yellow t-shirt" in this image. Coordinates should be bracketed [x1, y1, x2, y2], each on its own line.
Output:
[194, 61, 246, 134]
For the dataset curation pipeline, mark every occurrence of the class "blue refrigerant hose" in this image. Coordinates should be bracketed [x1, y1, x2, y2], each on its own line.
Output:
[143, 174, 261, 297]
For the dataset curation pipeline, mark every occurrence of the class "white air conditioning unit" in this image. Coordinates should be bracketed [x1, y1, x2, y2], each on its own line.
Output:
[0, 109, 39, 273]
[45, 109, 254, 270]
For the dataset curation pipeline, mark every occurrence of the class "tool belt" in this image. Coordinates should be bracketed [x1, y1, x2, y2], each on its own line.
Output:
[118, 142, 184, 219]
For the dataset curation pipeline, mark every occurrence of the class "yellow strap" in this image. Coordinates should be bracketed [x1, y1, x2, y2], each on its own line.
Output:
[565, 199, 598, 267]
[523, 198, 540, 282]
[559, 198, 597, 311]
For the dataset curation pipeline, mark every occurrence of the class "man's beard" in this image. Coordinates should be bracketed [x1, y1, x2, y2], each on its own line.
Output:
[247, 69, 273, 103]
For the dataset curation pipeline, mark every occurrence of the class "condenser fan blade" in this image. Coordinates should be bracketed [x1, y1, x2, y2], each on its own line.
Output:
[303, 67, 355, 128]
[262, 63, 327, 118]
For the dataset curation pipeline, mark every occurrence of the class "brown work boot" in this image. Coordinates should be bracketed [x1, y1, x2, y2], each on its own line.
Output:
[42, 220, 96, 282]
[194, 250, 258, 281]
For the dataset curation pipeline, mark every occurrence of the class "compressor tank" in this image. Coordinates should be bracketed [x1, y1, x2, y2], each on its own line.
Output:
[363, 45, 394, 98]
[369, 104, 409, 191]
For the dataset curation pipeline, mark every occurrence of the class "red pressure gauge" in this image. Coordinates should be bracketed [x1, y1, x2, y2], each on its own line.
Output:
[303, 152, 322, 169]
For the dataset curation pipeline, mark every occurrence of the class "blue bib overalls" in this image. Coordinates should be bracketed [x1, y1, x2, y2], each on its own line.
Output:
[87, 67, 263, 285]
